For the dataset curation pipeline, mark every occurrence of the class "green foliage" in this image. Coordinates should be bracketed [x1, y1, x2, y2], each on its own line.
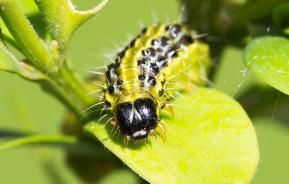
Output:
[244, 37, 289, 95]
[2, 0, 289, 183]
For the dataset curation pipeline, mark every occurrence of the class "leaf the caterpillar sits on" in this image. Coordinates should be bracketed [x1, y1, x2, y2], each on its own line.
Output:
[87, 23, 211, 141]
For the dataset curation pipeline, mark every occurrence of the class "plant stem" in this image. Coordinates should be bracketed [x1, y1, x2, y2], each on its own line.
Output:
[0, 0, 96, 118]
[47, 63, 94, 117]
[0, 134, 76, 151]
[0, 0, 53, 71]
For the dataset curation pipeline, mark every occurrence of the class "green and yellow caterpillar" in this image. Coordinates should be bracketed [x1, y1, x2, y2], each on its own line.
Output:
[93, 23, 210, 141]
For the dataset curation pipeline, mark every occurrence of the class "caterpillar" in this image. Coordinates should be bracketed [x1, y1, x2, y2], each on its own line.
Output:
[91, 23, 210, 141]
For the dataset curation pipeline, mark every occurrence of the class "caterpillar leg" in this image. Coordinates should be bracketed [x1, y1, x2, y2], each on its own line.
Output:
[123, 135, 130, 145]
[163, 105, 174, 117]
[109, 119, 117, 126]
[156, 121, 167, 141]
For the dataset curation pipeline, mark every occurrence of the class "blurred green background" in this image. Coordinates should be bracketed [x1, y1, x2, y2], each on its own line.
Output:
[0, 0, 289, 183]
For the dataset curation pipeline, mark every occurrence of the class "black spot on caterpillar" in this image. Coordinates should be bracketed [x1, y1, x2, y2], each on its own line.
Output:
[92, 23, 210, 141]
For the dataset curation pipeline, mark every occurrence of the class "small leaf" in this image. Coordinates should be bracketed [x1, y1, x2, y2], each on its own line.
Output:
[35, 0, 109, 51]
[0, 41, 47, 80]
[85, 88, 259, 184]
[244, 36, 289, 95]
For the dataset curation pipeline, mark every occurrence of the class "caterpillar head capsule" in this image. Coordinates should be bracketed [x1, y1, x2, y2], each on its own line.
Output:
[115, 98, 158, 140]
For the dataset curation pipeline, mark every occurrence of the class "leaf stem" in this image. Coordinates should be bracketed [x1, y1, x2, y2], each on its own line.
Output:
[0, 134, 76, 151]
[48, 63, 94, 117]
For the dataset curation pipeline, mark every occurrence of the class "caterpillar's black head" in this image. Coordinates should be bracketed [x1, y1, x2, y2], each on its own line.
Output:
[116, 98, 158, 140]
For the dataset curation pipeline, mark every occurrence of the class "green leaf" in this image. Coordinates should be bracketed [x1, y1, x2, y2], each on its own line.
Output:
[0, 41, 47, 80]
[35, 0, 109, 51]
[85, 88, 259, 184]
[244, 36, 289, 95]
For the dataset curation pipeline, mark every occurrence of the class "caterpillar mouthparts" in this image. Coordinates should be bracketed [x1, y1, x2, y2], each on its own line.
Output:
[97, 23, 210, 141]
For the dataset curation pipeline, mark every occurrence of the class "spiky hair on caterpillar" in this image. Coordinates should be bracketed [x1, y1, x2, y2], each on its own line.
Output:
[88, 23, 210, 142]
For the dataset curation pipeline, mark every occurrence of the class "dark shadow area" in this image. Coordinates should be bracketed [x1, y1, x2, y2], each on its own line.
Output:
[27, 13, 49, 40]
[0, 129, 32, 138]
[238, 85, 289, 125]
[65, 138, 123, 183]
